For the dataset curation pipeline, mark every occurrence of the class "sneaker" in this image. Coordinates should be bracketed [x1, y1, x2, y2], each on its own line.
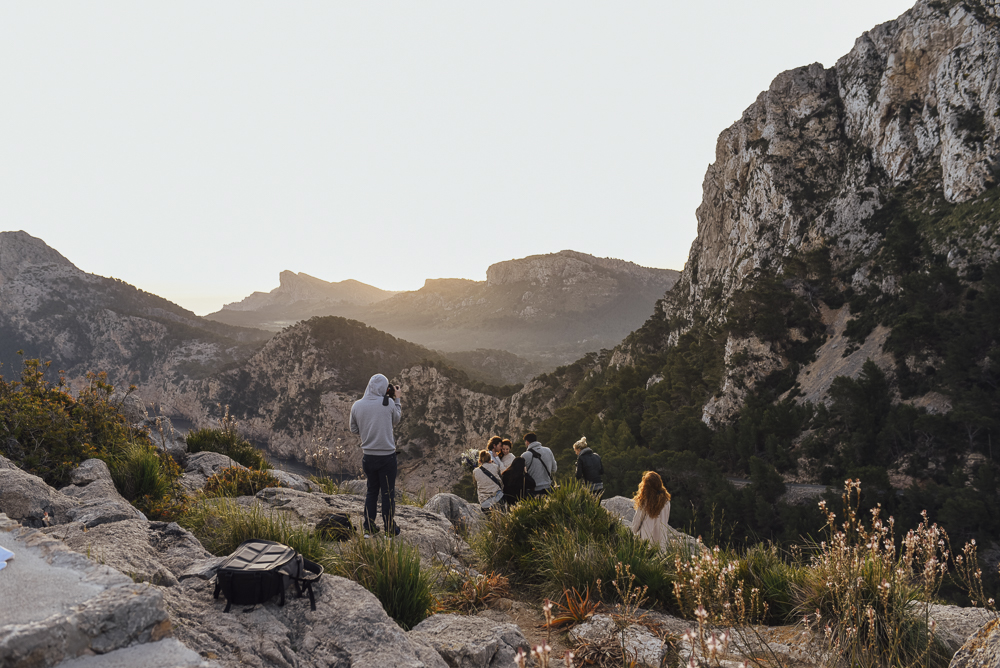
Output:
[363, 525, 380, 538]
[385, 522, 401, 537]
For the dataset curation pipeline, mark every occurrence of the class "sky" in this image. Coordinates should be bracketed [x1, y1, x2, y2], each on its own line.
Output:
[1, 1, 917, 315]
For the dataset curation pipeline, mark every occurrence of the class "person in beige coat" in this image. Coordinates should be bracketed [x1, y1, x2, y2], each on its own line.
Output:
[473, 449, 504, 511]
[630, 471, 677, 549]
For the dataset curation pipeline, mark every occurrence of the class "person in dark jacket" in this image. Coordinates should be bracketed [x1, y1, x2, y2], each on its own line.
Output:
[573, 437, 604, 494]
[501, 456, 535, 505]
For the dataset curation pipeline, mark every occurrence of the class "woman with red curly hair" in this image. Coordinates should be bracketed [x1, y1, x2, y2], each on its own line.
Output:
[630, 471, 675, 549]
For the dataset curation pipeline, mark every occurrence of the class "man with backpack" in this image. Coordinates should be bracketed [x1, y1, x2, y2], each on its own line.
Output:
[521, 432, 557, 496]
[350, 373, 402, 536]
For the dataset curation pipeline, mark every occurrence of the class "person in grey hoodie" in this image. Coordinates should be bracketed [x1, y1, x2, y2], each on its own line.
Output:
[521, 431, 557, 495]
[350, 373, 402, 536]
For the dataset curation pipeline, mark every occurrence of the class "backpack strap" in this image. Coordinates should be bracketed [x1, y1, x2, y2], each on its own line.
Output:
[478, 465, 503, 489]
[528, 447, 552, 478]
[295, 558, 323, 611]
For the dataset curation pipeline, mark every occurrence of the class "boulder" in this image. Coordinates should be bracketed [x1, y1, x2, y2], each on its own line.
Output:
[601, 496, 636, 524]
[254, 488, 469, 563]
[60, 477, 146, 528]
[568, 614, 666, 668]
[54, 637, 217, 668]
[337, 479, 367, 495]
[950, 617, 1000, 668]
[424, 493, 482, 533]
[268, 469, 317, 492]
[68, 459, 113, 486]
[162, 574, 447, 668]
[926, 603, 994, 654]
[0, 515, 171, 668]
[0, 462, 80, 527]
[43, 519, 214, 588]
[179, 452, 245, 493]
[408, 613, 529, 668]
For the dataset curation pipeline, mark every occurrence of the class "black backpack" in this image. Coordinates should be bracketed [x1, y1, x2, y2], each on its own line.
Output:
[213, 539, 323, 613]
[316, 513, 354, 541]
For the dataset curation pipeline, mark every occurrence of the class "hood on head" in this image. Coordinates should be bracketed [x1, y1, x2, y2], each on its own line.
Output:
[363, 374, 390, 400]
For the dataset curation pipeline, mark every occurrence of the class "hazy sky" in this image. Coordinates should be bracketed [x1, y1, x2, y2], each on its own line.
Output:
[1, 1, 916, 315]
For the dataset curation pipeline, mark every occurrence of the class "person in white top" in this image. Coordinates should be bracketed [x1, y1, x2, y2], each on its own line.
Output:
[497, 438, 515, 472]
[630, 471, 678, 550]
[472, 449, 504, 511]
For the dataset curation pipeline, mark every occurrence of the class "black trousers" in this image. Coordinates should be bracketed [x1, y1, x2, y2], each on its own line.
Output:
[362, 452, 397, 531]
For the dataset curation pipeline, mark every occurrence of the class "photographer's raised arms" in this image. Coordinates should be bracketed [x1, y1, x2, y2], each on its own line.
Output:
[350, 373, 402, 537]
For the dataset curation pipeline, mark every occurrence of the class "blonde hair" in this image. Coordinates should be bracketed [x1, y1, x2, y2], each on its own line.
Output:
[572, 436, 588, 453]
[633, 471, 671, 519]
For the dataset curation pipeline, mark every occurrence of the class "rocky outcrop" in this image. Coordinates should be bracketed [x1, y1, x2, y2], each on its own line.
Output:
[179, 452, 246, 493]
[0, 457, 80, 527]
[424, 493, 483, 533]
[408, 614, 529, 668]
[0, 515, 172, 668]
[221, 272, 398, 313]
[568, 614, 667, 668]
[950, 617, 1000, 668]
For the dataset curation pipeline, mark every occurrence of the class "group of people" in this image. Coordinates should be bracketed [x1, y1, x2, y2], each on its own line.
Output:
[350, 373, 678, 550]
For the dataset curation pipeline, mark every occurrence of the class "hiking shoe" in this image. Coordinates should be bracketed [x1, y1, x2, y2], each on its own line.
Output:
[363, 526, 380, 538]
[385, 522, 401, 537]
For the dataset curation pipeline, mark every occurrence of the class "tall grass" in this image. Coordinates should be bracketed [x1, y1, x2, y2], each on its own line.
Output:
[179, 497, 332, 569]
[336, 535, 433, 630]
[186, 409, 271, 471]
[473, 479, 674, 608]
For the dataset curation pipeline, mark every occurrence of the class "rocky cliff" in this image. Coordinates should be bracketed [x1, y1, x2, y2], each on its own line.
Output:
[622, 0, 1000, 424]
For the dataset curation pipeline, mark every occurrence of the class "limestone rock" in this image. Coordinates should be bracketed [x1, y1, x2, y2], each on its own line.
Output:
[162, 574, 446, 668]
[336, 479, 367, 495]
[268, 469, 317, 492]
[68, 459, 113, 486]
[424, 493, 483, 532]
[568, 614, 666, 668]
[601, 496, 636, 524]
[0, 515, 170, 668]
[408, 613, 529, 668]
[925, 603, 994, 654]
[60, 478, 146, 528]
[254, 487, 469, 562]
[53, 637, 217, 668]
[43, 519, 213, 589]
[0, 463, 80, 528]
[179, 452, 245, 493]
[950, 617, 1000, 668]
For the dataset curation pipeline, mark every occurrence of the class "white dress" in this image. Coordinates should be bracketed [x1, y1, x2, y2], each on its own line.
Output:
[630, 501, 676, 550]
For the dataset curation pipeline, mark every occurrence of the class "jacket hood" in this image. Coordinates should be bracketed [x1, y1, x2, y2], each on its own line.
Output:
[363, 374, 390, 401]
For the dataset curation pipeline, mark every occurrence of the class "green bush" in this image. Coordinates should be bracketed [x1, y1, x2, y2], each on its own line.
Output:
[473, 479, 673, 608]
[0, 359, 183, 514]
[203, 467, 282, 497]
[179, 497, 331, 568]
[336, 535, 433, 630]
[186, 424, 271, 471]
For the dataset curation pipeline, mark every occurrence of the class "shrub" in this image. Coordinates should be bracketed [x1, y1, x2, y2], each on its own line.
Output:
[793, 480, 951, 668]
[473, 479, 674, 608]
[186, 409, 271, 471]
[203, 467, 282, 497]
[179, 497, 331, 569]
[336, 535, 433, 630]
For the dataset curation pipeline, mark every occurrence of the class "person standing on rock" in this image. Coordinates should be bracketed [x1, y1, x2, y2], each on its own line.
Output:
[521, 432, 557, 496]
[573, 437, 603, 494]
[350, 373, 402, 537]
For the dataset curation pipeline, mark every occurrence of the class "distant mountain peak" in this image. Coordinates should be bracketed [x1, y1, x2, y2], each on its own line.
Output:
[0, 230, 77, 287]
[486, 249, 676, 288]
[221, 272, 399, 313]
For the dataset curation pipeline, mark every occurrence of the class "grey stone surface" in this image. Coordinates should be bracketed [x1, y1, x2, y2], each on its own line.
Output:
[68, 459, 113, 486]
[336, 479, 367, 495]
[0, 463, 80, 527]
[926, 603, 994, 654]
[601, 496, 636, 524]
[43, 519, 214, 589]
[950, 617, 1000, 668]
[179, 452, 245, 493]
[568, 614, 666, 668]
[0, 514, 170, 668]
[254, 487, 469, 562]
[268, 468, 316, 492]
[164, 574, 446, 668]
[60, 479, 145, 528]
[409, 613, 528, 668]
[424, 493, 482, 533]
[54, 638, 217, 668]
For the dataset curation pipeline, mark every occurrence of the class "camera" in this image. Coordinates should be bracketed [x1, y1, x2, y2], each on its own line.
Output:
[382, 384, 398, 405]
